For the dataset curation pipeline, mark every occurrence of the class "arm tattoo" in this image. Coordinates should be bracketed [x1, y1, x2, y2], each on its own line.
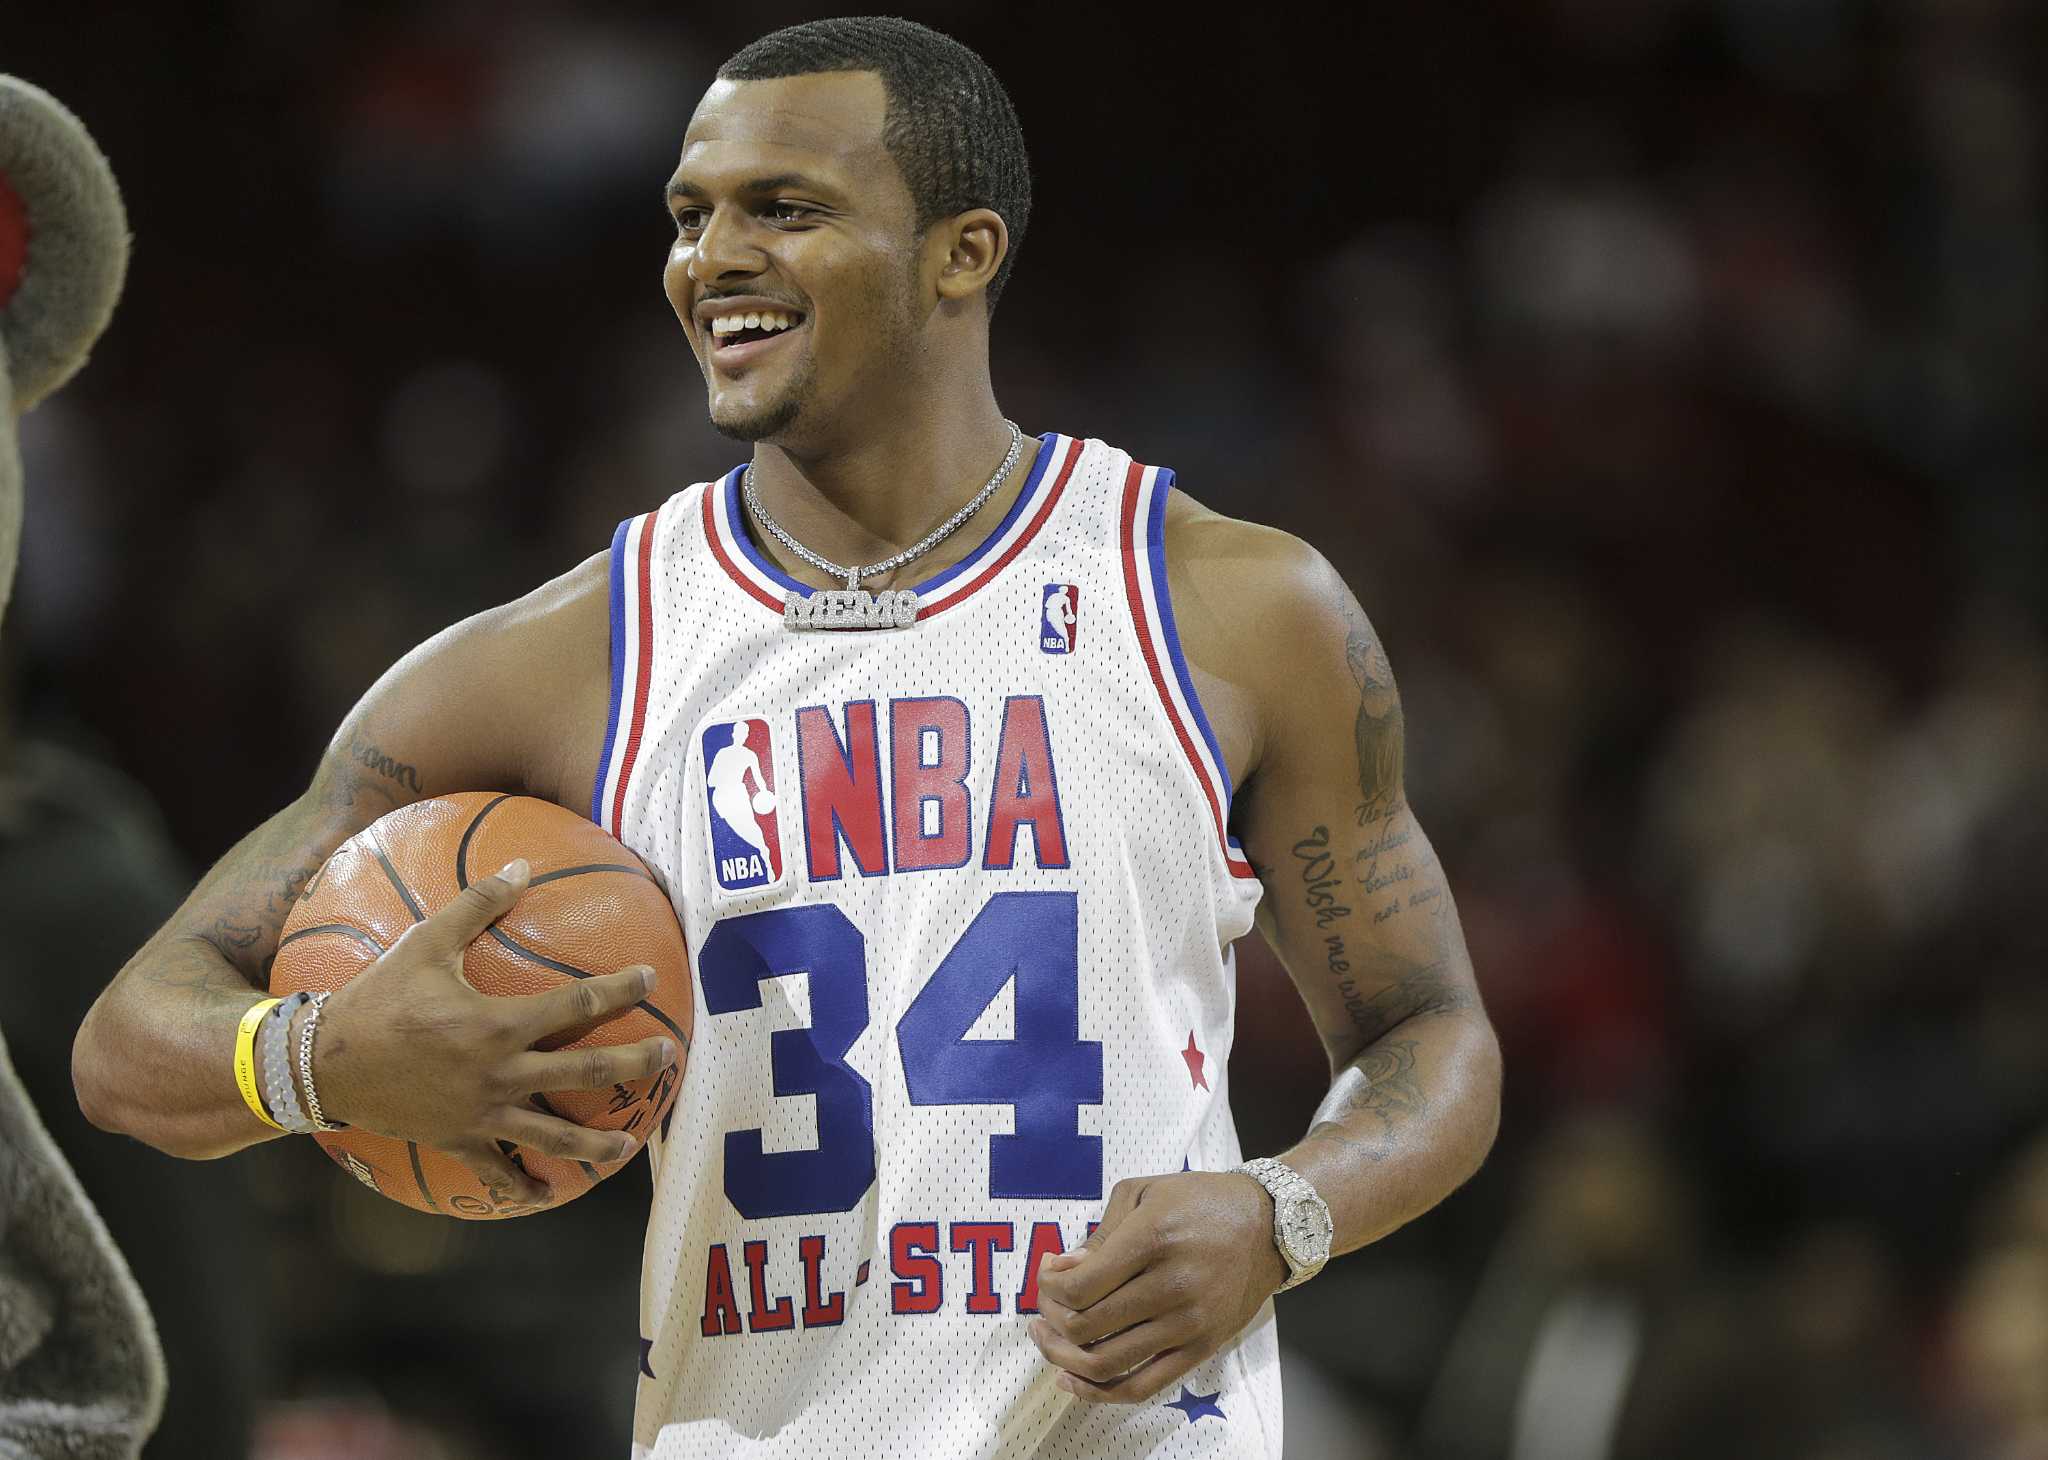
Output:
[1307, 1037, 1428, 1150]
[193, 858, 322, 984]
[1338, 960, 1475, 1047]
[1291, 826, 1353, 930]
[343, 730, 425, 795]
[1347, 625, 1404, 826]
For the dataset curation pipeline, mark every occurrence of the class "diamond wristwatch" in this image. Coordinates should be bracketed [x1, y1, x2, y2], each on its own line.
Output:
[1230, 1156, 1334, 1292]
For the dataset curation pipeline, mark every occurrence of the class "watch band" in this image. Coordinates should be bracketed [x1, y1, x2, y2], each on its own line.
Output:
[1231, 1156, 1333, 1291]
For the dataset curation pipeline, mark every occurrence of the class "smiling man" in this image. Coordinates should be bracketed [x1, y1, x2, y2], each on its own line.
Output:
[77, 17, 1500, 1460]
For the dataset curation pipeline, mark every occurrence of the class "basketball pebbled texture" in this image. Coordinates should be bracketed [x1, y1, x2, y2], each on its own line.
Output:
[270, 793, 693, 1219]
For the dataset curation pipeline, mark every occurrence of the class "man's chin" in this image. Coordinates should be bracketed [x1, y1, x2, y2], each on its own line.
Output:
[710, 393, 803, 444]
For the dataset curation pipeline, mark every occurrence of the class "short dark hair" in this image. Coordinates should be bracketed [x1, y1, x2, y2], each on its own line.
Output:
[718, 17, 1031, 312]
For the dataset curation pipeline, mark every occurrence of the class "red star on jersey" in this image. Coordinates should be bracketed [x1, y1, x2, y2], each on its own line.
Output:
[1181, 1031, 1208, 1090]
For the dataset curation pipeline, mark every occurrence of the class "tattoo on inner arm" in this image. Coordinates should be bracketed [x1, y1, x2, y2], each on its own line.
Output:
[1337, 960, 1474, 1048]
[192, 857, 323, 985]
[1347, 626, 1404, 826]
[1311, 1037, 1427, 1146]
[1291, 827, 1353, 930]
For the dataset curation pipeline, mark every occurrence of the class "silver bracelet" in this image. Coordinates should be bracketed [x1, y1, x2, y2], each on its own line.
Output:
[297, 990, 346, 1132]
[256, 991, 315, 1133]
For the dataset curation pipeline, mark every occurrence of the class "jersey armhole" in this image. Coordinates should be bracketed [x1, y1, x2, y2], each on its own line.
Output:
[1118, 463, 1258, 880]
[591, 509, 658, 834]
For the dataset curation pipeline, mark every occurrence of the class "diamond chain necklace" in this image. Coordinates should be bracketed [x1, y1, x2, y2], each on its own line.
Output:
[743, 420, 1025, 631]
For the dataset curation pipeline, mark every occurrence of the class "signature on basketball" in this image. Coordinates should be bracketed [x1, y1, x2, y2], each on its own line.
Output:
[608, 1063, 679, 1134]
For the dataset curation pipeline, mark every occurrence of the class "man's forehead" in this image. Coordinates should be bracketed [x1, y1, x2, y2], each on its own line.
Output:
[680, 73, 889, 169]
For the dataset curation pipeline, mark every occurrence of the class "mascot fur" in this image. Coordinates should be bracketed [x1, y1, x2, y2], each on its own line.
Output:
[0, 72, 165, 1460]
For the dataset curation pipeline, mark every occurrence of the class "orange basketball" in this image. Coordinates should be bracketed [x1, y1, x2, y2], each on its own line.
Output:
[270, 792, 692, 1219]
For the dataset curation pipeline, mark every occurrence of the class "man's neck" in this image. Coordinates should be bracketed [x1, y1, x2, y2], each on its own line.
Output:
[741, 385, 1032, 591]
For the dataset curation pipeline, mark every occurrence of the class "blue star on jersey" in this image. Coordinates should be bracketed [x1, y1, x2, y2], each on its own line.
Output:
[1166, 1386, 1225, 1423]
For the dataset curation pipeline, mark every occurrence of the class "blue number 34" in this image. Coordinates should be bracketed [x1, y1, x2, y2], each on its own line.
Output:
[697, 891, 1103, 1219]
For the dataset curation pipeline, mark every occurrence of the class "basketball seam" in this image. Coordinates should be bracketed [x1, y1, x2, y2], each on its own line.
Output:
[406, 1141, 440, 1212]
[485, 925, 691, 1052]
[367, 827, 427, 922]
[450, 793, 659, 892]
[453, 792, 518, 889]
[278, 921, 387, 955]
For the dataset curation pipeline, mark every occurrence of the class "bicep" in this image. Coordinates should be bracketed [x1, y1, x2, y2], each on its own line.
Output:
[1235, 559, 1481, 1070]
[141, 553, 608, 988]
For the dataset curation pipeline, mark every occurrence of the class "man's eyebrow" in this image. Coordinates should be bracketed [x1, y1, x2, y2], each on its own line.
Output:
[665, 173, 839, 205]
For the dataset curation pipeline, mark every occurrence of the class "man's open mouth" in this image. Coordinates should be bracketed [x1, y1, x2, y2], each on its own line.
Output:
[710, 310, 806, 349]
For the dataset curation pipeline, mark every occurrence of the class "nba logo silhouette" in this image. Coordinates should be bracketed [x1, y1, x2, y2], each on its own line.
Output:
[1040, 583, 1078, 654]
[701, 718, 783, 891]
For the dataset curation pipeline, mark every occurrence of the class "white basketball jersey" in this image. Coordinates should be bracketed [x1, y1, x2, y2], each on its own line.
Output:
[593, 433, 1279, 1459]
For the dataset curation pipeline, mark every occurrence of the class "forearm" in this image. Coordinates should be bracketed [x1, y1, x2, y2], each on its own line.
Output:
[74, 932, 283, 1159]
[1276, 1007, 1501, 1255]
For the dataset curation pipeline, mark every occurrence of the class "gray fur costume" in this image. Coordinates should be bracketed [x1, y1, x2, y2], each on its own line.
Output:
[0, 73, 164, 1460]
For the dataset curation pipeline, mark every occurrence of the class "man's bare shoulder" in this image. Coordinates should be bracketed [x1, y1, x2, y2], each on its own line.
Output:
[1162, 490, 1355, 699]
[346, 549, 614, 814]
[1154, 490, 1358, 789]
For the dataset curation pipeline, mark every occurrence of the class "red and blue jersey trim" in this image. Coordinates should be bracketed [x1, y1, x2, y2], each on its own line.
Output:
[702, 433, 1081, 620]
[1120, 461, 1256, 880]
[592, 508, 659, 836]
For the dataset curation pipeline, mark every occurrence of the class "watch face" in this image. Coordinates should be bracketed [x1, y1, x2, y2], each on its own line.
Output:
[1280, 1194, 1332, 1265]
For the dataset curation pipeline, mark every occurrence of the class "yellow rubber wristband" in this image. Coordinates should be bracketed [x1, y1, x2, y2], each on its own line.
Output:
[235, 998, 285, 1131]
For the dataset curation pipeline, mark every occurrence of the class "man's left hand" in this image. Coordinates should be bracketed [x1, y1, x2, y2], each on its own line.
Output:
[1029, 1171, 1288, 1404]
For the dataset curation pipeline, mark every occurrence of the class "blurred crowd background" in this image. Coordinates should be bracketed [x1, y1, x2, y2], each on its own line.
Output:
[2, 1, 2043, 1456]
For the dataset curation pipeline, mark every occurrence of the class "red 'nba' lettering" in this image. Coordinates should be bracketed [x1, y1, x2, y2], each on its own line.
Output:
[794, 695, 1067, 882]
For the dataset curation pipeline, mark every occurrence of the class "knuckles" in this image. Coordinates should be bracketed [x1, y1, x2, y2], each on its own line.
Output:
[1069, 1349, 1127, 1384]
[1037, 1305, 1088, 1344]
[571, 980, 606, 1023]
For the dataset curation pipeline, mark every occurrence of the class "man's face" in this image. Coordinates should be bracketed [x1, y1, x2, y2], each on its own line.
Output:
[664, 71, 925, 444]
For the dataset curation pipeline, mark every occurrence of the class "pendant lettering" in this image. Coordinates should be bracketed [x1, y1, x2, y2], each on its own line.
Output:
[783, 588, 920, 631]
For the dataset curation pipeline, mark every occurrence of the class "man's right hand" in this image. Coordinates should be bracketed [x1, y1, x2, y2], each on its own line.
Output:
[310, 857, 678, 1209]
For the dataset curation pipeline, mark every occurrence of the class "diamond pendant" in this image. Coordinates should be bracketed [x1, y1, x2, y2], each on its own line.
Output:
[782, 587, 920, 631]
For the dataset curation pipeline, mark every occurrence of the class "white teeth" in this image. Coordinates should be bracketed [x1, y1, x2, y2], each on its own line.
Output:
[709, 310, 801, 340]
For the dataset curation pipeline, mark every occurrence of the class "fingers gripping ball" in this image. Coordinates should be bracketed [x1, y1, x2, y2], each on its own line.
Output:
[270, 794, 693, 1219]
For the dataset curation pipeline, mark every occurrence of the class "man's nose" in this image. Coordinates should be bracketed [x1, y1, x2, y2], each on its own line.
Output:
[686, 205, 763, 286]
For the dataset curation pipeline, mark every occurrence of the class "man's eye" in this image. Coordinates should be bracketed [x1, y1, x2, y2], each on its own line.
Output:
[769, 201, 813, 223]
[673, 209, 707, 233]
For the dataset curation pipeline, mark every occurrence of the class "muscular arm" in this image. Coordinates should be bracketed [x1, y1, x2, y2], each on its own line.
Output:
[1171, 503, 1501, 1256]
[73, 552, 611, 1158]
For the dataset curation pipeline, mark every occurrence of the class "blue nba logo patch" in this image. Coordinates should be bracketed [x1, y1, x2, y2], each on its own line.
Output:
[701, 718, 783, 891]
[1040, 583, 1078, 654]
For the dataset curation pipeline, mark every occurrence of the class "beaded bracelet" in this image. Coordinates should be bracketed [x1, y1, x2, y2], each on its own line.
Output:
[297, 990, 346, 1132]
[255, 991, 314, 1134]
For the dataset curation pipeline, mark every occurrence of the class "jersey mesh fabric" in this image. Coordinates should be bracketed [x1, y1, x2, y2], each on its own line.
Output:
[604, 434, 1278, 1459]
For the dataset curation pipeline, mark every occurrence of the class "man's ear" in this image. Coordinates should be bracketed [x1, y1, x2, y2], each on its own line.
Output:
[931, 207, 1009, 307]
